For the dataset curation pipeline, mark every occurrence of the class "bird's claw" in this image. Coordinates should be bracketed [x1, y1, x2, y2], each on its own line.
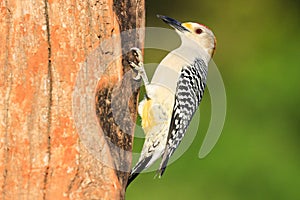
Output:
[128, 48, 149, 85]
[129, 61, 143, 81]
[133, 73, 142, 81]
[129, 61, 142, 72]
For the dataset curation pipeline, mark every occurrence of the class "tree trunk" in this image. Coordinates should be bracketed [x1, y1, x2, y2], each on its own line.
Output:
[0, 0, 144, 199]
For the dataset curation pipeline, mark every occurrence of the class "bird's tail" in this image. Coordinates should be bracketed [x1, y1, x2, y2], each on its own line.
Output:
[157, 151, 170, 177]
[126, 172, 139, 188]
[126, 155, 153, 188]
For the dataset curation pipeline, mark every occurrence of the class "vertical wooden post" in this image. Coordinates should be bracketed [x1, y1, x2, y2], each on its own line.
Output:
[0, 0, 144, 199]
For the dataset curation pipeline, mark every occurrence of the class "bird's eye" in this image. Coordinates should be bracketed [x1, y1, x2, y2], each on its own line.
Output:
[195, 28, 203, 34]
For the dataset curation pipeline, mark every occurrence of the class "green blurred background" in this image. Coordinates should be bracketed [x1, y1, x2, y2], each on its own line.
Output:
[126, 0, 300, 199]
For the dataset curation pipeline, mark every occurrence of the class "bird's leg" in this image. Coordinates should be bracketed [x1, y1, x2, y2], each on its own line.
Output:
[129, 48, 146, 83]
[129, 48, 150, 99]
[129, 48, 149, 85]
[130, 61, 149, 85]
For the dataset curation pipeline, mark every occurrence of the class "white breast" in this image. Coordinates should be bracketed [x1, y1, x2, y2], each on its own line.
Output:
[151, 39, 208, 93]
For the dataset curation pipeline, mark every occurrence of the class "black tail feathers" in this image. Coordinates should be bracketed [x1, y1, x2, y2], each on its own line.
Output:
[126, 156, 152, 188]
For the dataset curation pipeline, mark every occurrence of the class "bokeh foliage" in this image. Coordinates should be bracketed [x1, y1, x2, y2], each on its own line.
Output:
[126, 0, 300, 199]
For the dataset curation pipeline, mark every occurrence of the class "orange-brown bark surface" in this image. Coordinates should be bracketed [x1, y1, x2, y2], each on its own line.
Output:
[0, 0, 144, 199]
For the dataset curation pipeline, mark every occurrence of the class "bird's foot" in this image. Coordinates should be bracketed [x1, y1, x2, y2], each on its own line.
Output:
[128, 48, 149, 85]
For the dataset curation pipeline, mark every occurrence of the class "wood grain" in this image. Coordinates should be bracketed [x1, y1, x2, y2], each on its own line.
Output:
[0, 0, 144, 199]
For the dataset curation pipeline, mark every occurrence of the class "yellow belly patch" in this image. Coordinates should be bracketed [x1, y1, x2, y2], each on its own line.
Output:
[141, 99, 156, 134]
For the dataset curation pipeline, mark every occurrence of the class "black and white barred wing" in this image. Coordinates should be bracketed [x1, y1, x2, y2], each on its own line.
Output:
[158, 58, 208, 176]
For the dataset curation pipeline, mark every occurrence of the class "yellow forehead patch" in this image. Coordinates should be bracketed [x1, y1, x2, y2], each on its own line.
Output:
[182, 23, 193, 31]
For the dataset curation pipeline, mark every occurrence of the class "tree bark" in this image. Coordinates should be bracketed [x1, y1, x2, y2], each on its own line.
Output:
[0, 0, 144, 199]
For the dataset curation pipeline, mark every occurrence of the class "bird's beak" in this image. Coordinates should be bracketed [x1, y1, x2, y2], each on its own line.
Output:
[157, 15, 190, 33]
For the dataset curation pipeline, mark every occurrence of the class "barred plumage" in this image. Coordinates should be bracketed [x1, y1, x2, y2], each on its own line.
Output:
[159, 58, 207, 176]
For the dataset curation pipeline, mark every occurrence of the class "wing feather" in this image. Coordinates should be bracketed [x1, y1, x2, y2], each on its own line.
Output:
[158, 58, 208, 176]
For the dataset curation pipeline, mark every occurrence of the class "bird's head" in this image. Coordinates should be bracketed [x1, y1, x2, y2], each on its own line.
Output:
[157, 15, 217, 58]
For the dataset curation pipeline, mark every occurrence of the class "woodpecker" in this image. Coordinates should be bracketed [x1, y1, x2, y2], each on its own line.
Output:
[127, 15, 216, 186]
